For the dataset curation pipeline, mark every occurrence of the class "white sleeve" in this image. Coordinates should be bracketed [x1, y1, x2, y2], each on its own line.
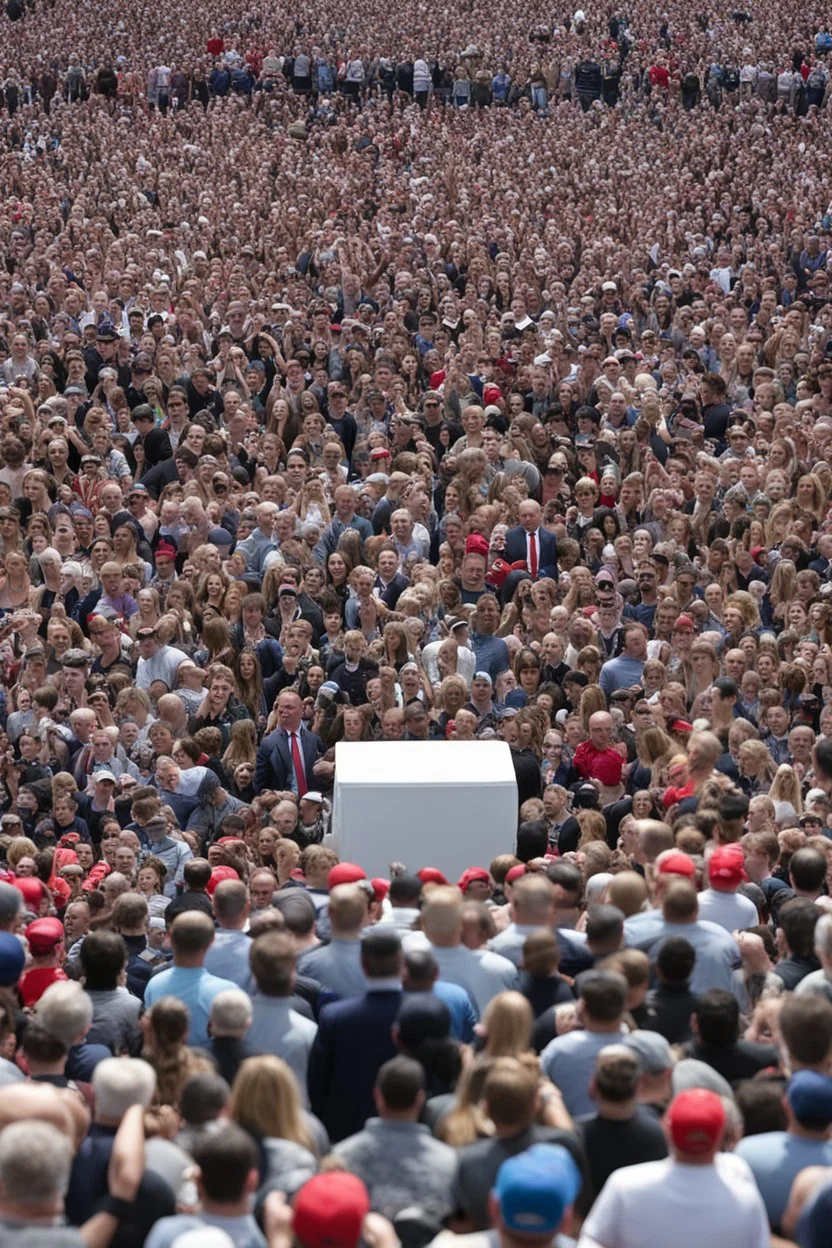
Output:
[579, 1175, 622, 1248]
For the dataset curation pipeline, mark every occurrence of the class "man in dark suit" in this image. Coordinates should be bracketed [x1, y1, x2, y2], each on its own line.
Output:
[307, 929, 403, 1142]
[374, 547, 409, 609]
[503, 500, 558, 581]
[254, 688, 325, 794]
[130, 404, 173, 468]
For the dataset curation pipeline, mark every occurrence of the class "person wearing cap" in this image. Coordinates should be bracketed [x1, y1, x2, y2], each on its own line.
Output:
[503, 500, 558, 583]
[421, 616, 476, 691]
[20, 917, 68, 1007]
[135, 624, 186, 692]
[735, 1070, 832, 1231]
[578, 1088, 768, 1248]
[696, 844, 758, 932]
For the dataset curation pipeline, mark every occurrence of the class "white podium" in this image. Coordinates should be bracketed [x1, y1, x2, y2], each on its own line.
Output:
[332, 739, 519, 881]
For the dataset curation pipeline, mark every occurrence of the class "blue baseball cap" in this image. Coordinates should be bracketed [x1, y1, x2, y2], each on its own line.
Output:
[787, 1071, 832, 1126]
[0, 931, 24, 987]
[494, 1144, 581, 1235]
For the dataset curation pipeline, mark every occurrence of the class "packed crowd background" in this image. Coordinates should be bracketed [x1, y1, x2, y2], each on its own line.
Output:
[3, 0, 832, 1240]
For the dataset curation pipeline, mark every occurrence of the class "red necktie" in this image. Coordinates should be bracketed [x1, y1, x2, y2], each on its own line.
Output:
[290, 732, 307, 798]
[529, 532, 538, 579]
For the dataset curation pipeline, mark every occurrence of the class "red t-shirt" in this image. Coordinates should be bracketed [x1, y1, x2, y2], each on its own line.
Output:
[572, 740, 624, 787]
[19, 966, 68, 1008]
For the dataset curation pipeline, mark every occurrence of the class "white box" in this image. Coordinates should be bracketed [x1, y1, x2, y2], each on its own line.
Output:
[332, 740, 519, 881]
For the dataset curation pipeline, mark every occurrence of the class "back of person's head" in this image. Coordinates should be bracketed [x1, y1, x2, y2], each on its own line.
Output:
[778, 897, 821, 957]
[789, 848, 827, 894]
[93, 1056, 156, 1122]
[213, 879, 249, 924]
[656, 936, 696, 985]
[247, 907, 286, 939]
[79, 930, 127, 990]
[112, 891, 149, 932]
[0, 1119, 72, 1211]
[786, 1071, 832, 1133]
[601, 948, 650, 993]
[636, 820, 674, 863]
[481, 992, 534, 1058]
[389, 874, 423, 907]
[36, 979, 93, 1048]
[170, 910, 216, 958]
[734, 1079, 787, 1136]
[483, 1057, 539, 1131]
[662, 879, 698, 923]
[516, 819, 549, 863]
[693, 990, 740, 1049]
[328, 883, 368, 935]
[585, 904, 624, 953]
[272, 891, 317, 937]
[511, 875, 554, 925]
[22, 1020, 68, 1067]
[210, 988, 253, 1038]
[184, 857, 213, 891]
[180, 1072, 231, 1127]
[420, 885, 464, 943]
[146, 993, 187, 1042]
[779, 994, 832, 1068]
[578, 970, 628, 1024]
[545, 861, 582, 903]
[191, 1121, 259, 1205]
[249, 930, 295, 997]
[403, 948, 439, 988]
[361, 928, 402, 979]
[606, 870, 649, 917]
[376, 1055, 425, 1113]
[593, 1044, 640, 1103]
[522, 928, 559, 978]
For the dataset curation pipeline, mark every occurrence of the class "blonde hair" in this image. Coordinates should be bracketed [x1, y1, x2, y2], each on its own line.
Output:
[769, 764, 803, 815]
[480, 992, 534, 1058]
[230, 1056, 313, 1151]
[7, 837, 37, 870]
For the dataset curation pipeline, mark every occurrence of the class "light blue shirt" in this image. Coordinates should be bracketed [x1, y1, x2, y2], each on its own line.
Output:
[146, 1212, 266, 1248]
[204, 929, 254, 995]
[541, 1027, 627, 1117]
[735, 1132, 832, 1230]
[298, 937, 367, 997]
[599, 654, 645, 698]
[247, 996, 318, 1102]
[624, 912, 741, 996]
[144, 965, 237, 1047]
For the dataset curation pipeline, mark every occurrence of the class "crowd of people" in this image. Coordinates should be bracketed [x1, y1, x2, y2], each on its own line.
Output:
[3, 0, 832, 1240]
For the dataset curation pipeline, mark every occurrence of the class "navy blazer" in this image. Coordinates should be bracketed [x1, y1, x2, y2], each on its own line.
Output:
[503, 525, 558, 581]
[254, 723, 323, 794]
[307, 989, 401, 1142]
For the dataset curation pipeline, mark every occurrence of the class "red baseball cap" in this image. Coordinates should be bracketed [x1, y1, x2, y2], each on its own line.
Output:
[293, 1173, 370, 1248]
[465, 533, 489, 559]
[657, 851, 696, 879]
[457, 867, 490, 892]
[14, 877, 46, 909]
[26, 917, 65, 955]
[328, 862, 367, 889]
[506, 864, 527, 884]
[206, 865, 240, 895]
[370, 878, 390, 903]
[417, 867, 448, 886]
[708, 844, 747, 890]
[155, 541, 177, 560]
[673, 614, 695, 633]
[483, 383, 503, 406]
[667, 1089, 725, 1155]
[369, 447, 391, 462]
